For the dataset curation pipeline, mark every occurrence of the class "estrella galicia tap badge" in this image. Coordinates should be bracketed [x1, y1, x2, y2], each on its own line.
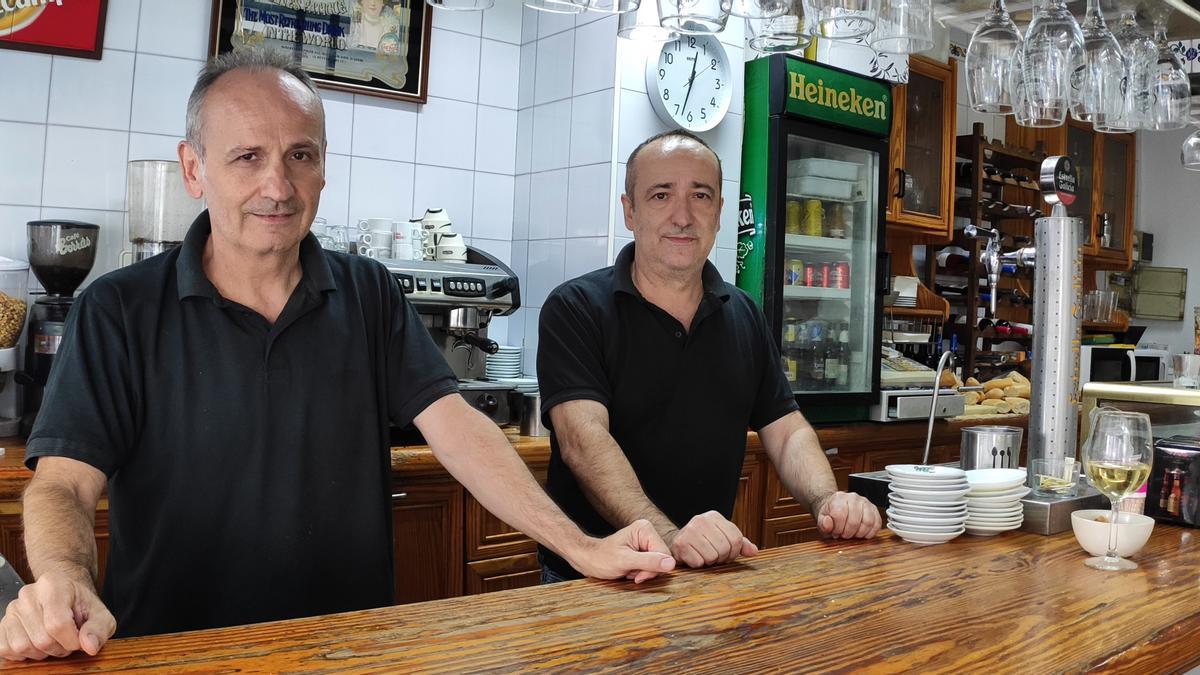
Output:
[1041, 155, 1077, 207]
[0, 0, 107, 59]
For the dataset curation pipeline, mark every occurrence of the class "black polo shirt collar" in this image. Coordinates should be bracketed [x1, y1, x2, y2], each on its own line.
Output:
[176, 211, 337, 301]
[612, 241, 731, 303]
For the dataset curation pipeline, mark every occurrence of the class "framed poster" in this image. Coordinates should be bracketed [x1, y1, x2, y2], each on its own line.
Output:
[0, 0, 108, 60]
[209, 0, 432, 104]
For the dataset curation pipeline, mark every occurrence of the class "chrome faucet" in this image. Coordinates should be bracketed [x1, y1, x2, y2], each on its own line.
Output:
[922, 350, 955, 465]
[965, 224, 1035, 318]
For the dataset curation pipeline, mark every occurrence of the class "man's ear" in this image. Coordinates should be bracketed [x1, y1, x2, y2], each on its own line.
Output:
[178, 141, 205, 199]
[621, 194, 636, 233]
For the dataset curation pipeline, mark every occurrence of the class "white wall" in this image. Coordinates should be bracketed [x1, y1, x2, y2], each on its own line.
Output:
[1132, 127, 1200, 355]
[0, 0, 525, 306]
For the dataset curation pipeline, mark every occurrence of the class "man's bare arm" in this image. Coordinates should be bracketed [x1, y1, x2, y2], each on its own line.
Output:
[760, 411, 880, 539]
[549, 399, 678, 538]
[0, 457, 117, 660]
[23, 458, 106, 586]
[414, 393, 674, 582]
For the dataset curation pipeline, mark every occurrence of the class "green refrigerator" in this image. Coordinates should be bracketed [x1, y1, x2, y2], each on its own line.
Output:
[737, 54, 893, 422]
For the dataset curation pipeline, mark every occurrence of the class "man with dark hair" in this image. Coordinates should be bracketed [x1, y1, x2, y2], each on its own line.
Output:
[0, 51, 674, 661]
[537, 131, 881, 583]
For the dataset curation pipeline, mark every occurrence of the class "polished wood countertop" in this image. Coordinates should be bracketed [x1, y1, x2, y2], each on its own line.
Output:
[6, 525, 1196, 673]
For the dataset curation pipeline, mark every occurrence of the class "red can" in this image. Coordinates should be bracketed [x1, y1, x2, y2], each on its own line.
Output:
[818, 262, 831, 288]
[804, 265, 814, 287]
[833, 261, 850, 289]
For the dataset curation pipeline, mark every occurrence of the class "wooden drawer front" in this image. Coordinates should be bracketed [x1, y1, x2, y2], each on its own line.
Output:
[465, 553, 542, 596]
[764, 451, 860, 519]
[731, 453, 765, 546]
[761, 514, 818, 549]
[465, 466, 546, 561]
[466, 498, 537, 561]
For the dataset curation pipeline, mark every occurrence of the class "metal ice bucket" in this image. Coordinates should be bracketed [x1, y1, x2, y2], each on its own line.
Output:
[960, 425, 1023, 470]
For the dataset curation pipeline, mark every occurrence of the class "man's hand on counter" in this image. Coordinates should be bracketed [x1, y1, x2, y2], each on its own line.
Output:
[568, 519, 676, 584]
[664, 511, 758, 569]
[813, 491, 882, 540]
[0, 570, 115, 661]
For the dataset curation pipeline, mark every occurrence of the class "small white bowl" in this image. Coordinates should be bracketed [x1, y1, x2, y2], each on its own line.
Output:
[1071, 509, 1155, 558]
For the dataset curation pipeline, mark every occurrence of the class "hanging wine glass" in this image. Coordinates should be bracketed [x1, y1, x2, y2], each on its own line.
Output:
[525, 0, 587, 13]
[426, 0, 495, 9]
[1111, 10, 1157, 131]
[747, 0, 810, 52]
[586, 0, 640, 12]
[658, 0, 731, 34]
[1071, 0, 1125, 129]
[1012, 46, 1037, 127]
[965, 0, 1022, 114]
[730, 0, 787, 19]
[1182, 129, 1200, 171]
[869, 0, 933, 55]
[1149, 22, 1191, 130]
[1019, 0, 1084, 127]
[618, 0, 679, 39]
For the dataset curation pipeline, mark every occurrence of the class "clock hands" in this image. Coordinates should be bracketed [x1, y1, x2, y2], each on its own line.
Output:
[681, 54, 699, 116]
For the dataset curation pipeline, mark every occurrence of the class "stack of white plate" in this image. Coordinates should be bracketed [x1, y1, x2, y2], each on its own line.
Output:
[963, 468, 1030, 536]
[495, 377, 538, 394]
[885, 465, 970, 545]
[485, 346, 522, 379]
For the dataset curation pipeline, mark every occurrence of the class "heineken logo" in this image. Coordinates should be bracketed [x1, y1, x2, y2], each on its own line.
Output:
[787, 72, 888, 121]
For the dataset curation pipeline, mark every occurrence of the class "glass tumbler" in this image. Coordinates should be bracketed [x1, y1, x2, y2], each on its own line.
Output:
[658, 0, 732, 34]
[802, 0, 877, 40]
[869, 0, 932, 55]
[747, 0, 808, 52]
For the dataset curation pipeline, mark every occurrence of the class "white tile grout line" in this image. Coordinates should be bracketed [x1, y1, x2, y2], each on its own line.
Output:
[606, 16, 621, 266]
[123, 0, 144, 252]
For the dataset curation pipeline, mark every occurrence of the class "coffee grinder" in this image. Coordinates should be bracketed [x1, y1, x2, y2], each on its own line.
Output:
[16, 220, 99, 433]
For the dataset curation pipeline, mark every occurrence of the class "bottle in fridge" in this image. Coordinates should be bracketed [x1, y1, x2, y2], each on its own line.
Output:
[737, 54, 892, 422]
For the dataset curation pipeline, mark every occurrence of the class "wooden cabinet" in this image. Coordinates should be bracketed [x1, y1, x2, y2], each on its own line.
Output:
[759, 449, 861, 549]
[1006, 116, 1136, 271]
[731, 451, 765, 546]
[392, 482, 463, 604]
[886, 56, 957, 241]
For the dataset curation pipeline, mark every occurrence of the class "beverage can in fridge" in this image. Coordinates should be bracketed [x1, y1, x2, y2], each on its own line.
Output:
[818, 262, 831, 288]
[804, 265, 814, 288]
[833, 261, 850, 289]
[786, 258, 804, 285]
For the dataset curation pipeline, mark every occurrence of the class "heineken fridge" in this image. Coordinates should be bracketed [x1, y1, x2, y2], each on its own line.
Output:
[737, 54, 891, 422]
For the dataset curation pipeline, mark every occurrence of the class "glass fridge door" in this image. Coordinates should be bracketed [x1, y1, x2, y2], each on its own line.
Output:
[778, 133, 879, 397]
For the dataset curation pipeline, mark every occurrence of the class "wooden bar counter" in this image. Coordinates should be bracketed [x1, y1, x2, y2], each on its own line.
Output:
[7, 525, 1198, 673]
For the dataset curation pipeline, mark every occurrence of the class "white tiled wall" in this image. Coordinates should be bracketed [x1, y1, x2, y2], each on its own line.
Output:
[0, 0, 525, 307]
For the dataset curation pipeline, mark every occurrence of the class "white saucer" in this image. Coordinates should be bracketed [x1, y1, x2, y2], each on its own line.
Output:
[885, 465, 967, 481]
[964, 522, 1023, 536]
[889, 494, 969, 510]
[890, 479, 970, 492]
[890, 505, 968, 520]
[889, 485, 971, 501]
[887, 509, 968, 527]
[965, 468, 1027, 492]
[888, 524, 965, 545]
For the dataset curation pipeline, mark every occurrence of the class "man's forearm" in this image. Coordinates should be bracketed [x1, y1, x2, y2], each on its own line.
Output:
[430, 411, 595, 563]
[23, 479, 100, 587]
[559, 418, 677, 537]
[771, 423, 839, 513]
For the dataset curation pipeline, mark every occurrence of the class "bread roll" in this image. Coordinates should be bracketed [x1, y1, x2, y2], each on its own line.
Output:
[1008, 371, 1030, 387]
[939, 369, 958, 388]
[1005, 397, 1031, 414]
[985, 387, 1005, 400]
[966, 377, 982, 387]
[963, 391, 982, 406]
[980, 398, 1013, 413]
[963, 404, 1000, 416]
[984, 378, 1014, 391]
[1003, 384, 1032, 398]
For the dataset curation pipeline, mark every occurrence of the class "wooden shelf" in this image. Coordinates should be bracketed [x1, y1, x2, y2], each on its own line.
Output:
[1083, 310, 1130, 333]
[884, 307, 947, 318]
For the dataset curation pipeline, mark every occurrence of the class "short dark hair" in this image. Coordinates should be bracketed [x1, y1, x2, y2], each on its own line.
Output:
[185, 50, 324, 157]
[624, 129, 723, 204]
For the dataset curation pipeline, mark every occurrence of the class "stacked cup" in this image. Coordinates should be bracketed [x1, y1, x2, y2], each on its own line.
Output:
[963, 468, 1029, 536]
[885, 465, 970, 545]
[356, 218, 396, 259]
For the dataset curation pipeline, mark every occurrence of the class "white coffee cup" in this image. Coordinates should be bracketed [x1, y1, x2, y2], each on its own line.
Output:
[358, 217, 395, 232]
[391, 231, 413, 260]
[434, 232, 467, 263]
[421, 208, 451, 232]
[357, 243, 377, 258]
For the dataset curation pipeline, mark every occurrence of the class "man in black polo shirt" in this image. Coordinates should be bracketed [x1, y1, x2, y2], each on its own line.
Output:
[538, 130, 881, 582]
[0, 51, 674, 662]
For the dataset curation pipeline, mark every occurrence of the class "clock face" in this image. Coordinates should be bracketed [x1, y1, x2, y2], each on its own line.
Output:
[644, 34, 732, 132]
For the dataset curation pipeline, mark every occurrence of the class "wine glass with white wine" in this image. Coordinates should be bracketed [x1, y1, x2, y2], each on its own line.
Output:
[1081, 409, 1153, 571]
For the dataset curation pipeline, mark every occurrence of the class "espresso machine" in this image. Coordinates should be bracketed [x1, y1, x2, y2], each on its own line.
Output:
[15, 220, 99, 433]
[383, 245, 521, 434]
